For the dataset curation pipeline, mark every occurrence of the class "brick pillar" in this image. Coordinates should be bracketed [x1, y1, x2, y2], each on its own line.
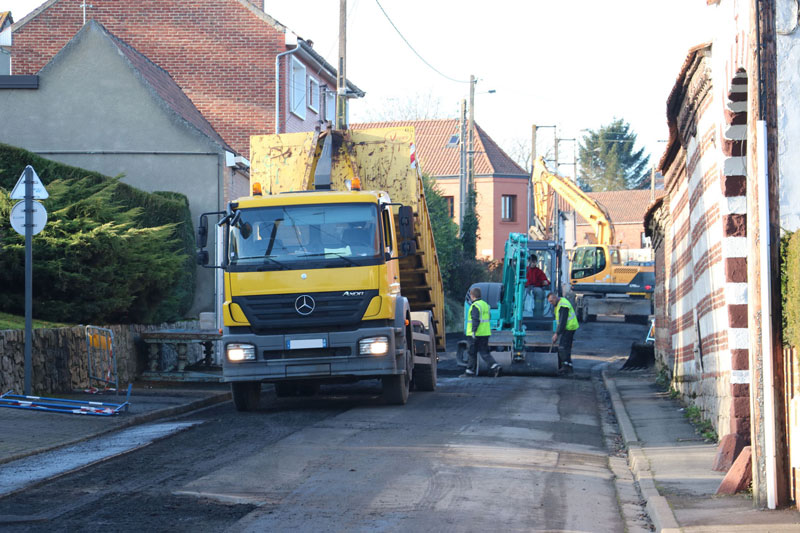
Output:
[722, 69, 750, 442]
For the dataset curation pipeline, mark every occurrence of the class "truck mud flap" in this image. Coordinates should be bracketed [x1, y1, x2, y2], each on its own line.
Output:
[286, 364, 331, 377]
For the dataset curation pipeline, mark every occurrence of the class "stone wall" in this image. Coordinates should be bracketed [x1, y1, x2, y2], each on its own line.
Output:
[0, 321, 201, 395]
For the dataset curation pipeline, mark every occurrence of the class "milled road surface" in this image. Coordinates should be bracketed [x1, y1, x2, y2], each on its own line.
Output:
[0, 319, 650, 532]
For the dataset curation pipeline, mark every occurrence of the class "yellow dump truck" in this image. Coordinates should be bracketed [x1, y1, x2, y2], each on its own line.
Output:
[197, 126, 445, 410]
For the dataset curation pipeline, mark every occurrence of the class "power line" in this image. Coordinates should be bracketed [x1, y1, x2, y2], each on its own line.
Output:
[373, 0, 469, 84]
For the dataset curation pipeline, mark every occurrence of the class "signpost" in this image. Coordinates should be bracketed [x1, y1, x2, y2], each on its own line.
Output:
[9, 166, 48, 395]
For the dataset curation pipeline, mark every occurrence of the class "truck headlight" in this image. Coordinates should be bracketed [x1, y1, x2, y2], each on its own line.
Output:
[227, 343, 256, 362]
[359, 336, 390, 355]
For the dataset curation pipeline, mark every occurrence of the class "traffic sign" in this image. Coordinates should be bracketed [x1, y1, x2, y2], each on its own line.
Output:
[10, 165, 49, 200]
[10, 200, 48, 235]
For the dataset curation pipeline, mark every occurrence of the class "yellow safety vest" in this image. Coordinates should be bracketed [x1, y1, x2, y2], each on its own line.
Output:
[466, 299, 491, 336]
[555, 297, 580, 331]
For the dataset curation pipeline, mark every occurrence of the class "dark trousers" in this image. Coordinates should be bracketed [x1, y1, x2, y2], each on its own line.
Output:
[557, 329, 576, 366]
[468, 335, 498, 372]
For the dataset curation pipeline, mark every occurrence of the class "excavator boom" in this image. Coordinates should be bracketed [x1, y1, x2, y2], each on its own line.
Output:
[532, 156, 615, 245]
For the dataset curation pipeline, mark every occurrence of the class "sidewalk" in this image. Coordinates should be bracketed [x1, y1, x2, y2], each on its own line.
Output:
[0, 381, 231, 465]
[603, 364, 800, 532]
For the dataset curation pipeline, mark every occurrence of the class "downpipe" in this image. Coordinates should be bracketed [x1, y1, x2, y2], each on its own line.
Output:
[757, 119, 777, 509]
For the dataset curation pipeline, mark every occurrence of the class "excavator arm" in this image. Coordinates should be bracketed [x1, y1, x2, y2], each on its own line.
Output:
[531, 156, 615, 246]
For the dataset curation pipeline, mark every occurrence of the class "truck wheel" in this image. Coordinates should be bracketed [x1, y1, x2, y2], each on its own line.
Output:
[414, 343, 437, 392]
[231, 381, 261, 411]
[455, 341, 469, 366]
[382, 350, 411, 405]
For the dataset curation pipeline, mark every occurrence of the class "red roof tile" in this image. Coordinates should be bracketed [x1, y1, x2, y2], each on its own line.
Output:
[574, 189, 666, 226]
[351, 118, 526, 178]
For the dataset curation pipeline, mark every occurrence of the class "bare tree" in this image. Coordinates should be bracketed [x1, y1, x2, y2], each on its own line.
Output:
[506, 136, 532, 173]
[353, 91, 451, 122]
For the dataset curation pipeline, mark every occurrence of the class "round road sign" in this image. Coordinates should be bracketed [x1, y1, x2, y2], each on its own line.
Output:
[10, 200, 48, 235]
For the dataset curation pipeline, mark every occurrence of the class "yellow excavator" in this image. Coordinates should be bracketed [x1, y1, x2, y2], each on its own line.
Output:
[530, 157, 654, 322]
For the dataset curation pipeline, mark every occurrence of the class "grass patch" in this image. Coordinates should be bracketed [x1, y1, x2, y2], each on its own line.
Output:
[683, 405, 718, 442]
[655, 366, 671, 390]
[0, 311, 70, 330]
[669, 387, 680, 400]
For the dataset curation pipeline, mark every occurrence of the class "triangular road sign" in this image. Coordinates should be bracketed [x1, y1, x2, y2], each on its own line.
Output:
[10, 165, 49, 200]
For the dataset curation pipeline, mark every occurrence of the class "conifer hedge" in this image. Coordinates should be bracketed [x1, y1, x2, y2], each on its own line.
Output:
[0, 144, 194, 324]
[782, 230, 799, 348]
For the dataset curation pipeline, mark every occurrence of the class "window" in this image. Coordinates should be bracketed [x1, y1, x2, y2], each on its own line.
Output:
[444, 196, 454, 218]
[501, 195, 516, 222]
[308, 77, 320, 112]
[289, 57, 306, 119]
[325, 90, 335, 122]
[445, 134, 459, 148]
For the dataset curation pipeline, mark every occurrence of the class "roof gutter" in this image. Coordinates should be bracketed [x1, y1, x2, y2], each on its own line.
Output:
[275, 35, 301, 134]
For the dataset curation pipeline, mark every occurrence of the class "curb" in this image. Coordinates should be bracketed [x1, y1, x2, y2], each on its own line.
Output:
[0, 390, 231, 467]
[602, 368, 681, 533]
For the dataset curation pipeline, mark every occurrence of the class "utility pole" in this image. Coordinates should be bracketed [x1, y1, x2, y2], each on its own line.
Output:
[335, 0, 347, 130]
[467, 75, 476, 192]
[459, 99, 468, 233]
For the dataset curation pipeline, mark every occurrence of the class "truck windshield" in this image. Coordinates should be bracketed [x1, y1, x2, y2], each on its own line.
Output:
[227, 203, 382, 271]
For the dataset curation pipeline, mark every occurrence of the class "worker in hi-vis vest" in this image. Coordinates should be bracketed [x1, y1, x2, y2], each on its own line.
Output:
[465, 287, 502, 377]
[547, 292, 579, 374]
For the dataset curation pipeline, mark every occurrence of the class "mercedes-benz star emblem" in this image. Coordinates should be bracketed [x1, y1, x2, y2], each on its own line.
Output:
[295, 295, 315, 316]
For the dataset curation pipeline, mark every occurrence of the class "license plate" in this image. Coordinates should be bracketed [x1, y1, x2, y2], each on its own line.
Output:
[287, 338, 326, 350]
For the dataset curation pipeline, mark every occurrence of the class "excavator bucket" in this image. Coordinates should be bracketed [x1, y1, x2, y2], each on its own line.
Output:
[456, 330, 559, 376]
[621, 319, 656, 370]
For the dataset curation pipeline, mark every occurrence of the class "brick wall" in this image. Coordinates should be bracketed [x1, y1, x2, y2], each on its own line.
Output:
[11, 0, 286, 159]
[656, 47, 753, 442]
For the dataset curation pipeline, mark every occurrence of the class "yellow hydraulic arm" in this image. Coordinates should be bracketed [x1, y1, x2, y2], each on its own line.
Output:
[531, 157, 615, 246]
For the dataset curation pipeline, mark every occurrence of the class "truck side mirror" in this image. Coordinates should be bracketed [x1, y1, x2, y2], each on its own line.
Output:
[198, 215, 209, 248]
[397, 205, 414, 240]
[197, 249, 209, 266]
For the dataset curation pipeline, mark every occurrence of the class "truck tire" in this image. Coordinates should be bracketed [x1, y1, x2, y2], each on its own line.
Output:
[455, 341, 469, 366]
[414, 344, 437, 392]
[231, 381, 261, 411]
[382, 350, 411, 405]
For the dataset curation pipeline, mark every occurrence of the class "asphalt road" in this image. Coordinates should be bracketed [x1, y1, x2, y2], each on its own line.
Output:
[0, 318, 651, 532]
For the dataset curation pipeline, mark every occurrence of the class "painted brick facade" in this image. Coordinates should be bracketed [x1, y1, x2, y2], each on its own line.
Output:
[646, 41, 753, 444]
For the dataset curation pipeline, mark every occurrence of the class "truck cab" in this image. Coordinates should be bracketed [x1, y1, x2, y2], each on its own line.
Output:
[198, 127, 443, 410]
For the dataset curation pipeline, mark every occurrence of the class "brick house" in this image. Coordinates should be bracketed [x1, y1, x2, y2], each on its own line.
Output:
[352, 119, 529, 261]
[644, 0, 800, 508]
[572, 189, 665, 261]
[9, 0, 363, 159]
[0, 20, 248, 315]
[0, 12, 11, 74]
[6, 0, 362, 317]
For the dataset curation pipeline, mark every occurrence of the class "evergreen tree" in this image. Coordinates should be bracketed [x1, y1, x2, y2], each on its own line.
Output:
[578, 119, 650, 191]
[421, 174, 462, 297]
[0, 145, 194, 324]
[460, 188, 479, 259]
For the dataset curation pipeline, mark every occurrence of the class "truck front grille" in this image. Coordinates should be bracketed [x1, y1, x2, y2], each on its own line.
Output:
[233, 290, 379, 333]
[263, 347, 353, 360]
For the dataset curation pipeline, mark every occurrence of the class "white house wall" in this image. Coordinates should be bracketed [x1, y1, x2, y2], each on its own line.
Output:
[777, 0, 800, 231]
[0, 24, 234, 316]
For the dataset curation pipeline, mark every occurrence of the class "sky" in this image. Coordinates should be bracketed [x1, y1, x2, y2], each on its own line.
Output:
[4, 0, 718, 176]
